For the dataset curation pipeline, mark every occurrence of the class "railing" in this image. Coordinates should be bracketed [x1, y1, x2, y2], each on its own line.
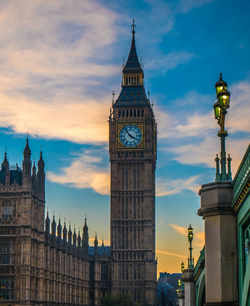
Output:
[194, 246, 205, 281]
[233, 145, 250, 209]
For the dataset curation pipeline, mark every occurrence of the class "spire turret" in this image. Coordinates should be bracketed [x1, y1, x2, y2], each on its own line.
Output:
[51, 215, 56, 236]
[57, 218, 62, 239]
[45, 212, 50, 233]
[38, 150, 44, 169]
[82, 217, 89, 253]
[37, 150, 45, 201]
[63, 222, 67, 241]
[1, 150, 10, 185]
[32, 161, 36, 176]
[31, 161, 37, 193]
[73, 227, 77, 247]
[94, 233, 98, 256]
[77, 230, 81, 248]
[23, 137, 31, 175]
[2, 151, 9, 170]
[68, 224, 72, 244]
[83, 217, 88, 234]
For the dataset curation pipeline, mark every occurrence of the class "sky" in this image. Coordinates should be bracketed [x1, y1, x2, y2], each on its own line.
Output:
[0, 0, 249, 274]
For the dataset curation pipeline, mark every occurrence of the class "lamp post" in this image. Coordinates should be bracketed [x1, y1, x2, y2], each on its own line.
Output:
[177, 262, 185, 305]
[214, 73, 232, 181]
[180, 262, 185, 290]
[188, 225, 194, 268]
[178, 279, 181, 287]
[181, 261, 185, 273]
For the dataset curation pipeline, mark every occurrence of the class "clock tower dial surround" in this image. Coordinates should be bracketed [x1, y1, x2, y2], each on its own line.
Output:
[109, 24, 157, 305]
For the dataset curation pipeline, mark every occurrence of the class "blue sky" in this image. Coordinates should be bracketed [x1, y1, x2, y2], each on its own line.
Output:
[0, 0, 249, 273]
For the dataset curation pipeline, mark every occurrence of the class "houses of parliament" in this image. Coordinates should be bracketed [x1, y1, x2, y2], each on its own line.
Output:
[0, 25, 157, 305]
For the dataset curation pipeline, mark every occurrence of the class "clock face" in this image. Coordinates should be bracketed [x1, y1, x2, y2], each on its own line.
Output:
[119, 124, 142, 147]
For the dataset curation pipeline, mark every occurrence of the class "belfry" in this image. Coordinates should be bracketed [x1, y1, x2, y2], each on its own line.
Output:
[109, 21, 157, 305]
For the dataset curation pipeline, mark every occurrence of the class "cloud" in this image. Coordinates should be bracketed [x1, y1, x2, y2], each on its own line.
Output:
[156, 249, 185, 259]
[227, 80, 250, 133]
[146, 51, 196, 73]
[170, 224, 187, 236]
[0, 93, 110, 143]
[156, 80, 250, 140]
[47, 148, 109, 195]
[0, 0, 120, 143]
[156, 109, 214, 139]
[143, 0, 214, 38]
[176, 0, 214, 14]
[157, 80, 250, 174]
[156, 175, 200, 196]
[48, 148, 201, 196]
[170, 137, 249, 174]
[0, 1, 119, 85]
[170, 224, 205, 247]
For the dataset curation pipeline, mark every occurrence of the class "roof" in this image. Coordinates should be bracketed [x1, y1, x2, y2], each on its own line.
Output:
[114, 85, 149, 108]
[114, 25, 150, 109]
[123, 31, 143, 74]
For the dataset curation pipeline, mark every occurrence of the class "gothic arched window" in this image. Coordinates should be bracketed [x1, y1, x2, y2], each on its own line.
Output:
[2, 202, 12, 220]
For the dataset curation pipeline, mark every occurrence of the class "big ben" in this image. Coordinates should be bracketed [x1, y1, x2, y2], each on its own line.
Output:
[109, 22, 157, 305]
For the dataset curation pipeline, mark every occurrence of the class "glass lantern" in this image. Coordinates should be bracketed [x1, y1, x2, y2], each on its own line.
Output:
[218, 88, 230, 109]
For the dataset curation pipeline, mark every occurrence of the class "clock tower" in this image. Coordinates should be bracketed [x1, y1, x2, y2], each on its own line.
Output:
[109, 22, 157, 305]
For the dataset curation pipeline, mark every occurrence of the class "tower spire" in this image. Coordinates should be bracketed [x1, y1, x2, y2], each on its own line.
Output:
[123, 19, 143, 74]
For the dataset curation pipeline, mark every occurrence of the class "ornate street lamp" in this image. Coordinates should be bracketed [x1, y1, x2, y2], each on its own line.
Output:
[214, 73, 232, 181]
[188, 224, 194, 268]
[177, 262, 185, 294]
[215, 72, 227, 95]
[178, 279, 181, 288]
[181, 261, 185, 273]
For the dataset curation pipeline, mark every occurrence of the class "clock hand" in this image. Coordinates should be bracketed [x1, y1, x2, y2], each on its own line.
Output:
[126, 131, 136, 140]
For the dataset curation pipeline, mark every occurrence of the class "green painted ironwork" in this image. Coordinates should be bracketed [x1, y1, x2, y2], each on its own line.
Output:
[188, 224, 194, 268]
[233, 144, 250, 208]
[194, 247, 205, 306]
[233, 145, 250, 305]
[194, 247, 205, 280]
[214, 73, 232, 182]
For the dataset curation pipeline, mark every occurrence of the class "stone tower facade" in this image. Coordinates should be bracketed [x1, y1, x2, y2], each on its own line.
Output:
[0, 140, 111, 305]
[109, 25, 157, 305]
[0, 139, 46, 303]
